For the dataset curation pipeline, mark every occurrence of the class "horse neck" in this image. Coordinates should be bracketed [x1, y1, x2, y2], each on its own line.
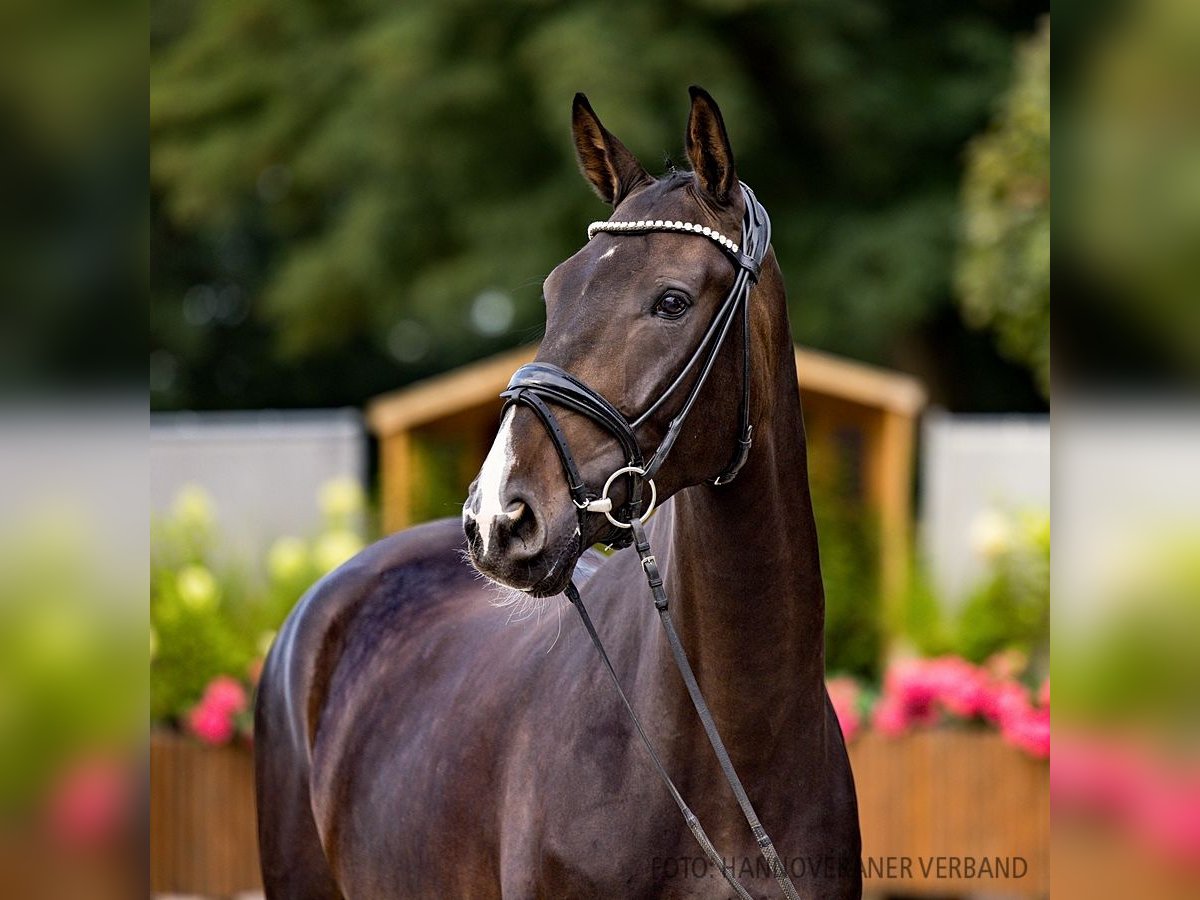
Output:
[651, 260, 828, 764]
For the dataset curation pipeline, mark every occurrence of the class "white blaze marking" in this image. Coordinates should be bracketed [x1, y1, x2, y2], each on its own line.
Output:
[474, 407, 518, 555]
[599, 245, 618, 261]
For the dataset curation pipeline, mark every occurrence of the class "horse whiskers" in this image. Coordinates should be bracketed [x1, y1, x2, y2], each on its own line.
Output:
[456, 547, 573, 643]
[544, 600, 565, 654]
[456, 547, 554, 620]
[457, 548, 526, 606]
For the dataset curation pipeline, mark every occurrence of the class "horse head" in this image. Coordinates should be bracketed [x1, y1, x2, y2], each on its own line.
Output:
[464, 87, 768, 597]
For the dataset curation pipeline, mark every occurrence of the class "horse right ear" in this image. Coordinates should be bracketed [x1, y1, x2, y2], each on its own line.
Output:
[572, 93, 651, 206]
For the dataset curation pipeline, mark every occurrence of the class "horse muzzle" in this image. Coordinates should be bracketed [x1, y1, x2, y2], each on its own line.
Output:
[462, 483, 580, 596]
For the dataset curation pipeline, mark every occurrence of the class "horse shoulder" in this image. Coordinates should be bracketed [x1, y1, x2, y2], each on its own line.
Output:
[257, 518, 468, 760]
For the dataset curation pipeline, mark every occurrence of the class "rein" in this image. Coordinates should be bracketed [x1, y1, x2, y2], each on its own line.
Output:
[501, 185, 802, 900]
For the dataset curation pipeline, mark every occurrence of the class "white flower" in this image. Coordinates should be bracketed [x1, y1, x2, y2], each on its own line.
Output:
[172, 484, 215, 530]
[319, 478, 364, 522]
[176, 564, 219, 612]
[268, 536, 309, 582]
[970, 509, 1013, 561]
[315, 530, 364, 572]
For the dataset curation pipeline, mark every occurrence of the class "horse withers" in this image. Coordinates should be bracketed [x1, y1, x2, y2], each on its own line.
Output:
[255, 87, 861, 899]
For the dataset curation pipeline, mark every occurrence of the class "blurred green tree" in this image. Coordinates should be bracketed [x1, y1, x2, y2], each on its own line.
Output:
[151, 0, 1047, 410]
[956, 18, 1050, 396]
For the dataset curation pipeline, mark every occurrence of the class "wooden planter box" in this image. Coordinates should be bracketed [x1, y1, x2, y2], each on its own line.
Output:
[850, 730, 1049, 896]
[151, 731, 261, 896]
[151, 728, 1047, 897]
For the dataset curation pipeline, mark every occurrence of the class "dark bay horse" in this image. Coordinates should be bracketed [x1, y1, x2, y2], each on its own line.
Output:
[256, 87, 861, 898]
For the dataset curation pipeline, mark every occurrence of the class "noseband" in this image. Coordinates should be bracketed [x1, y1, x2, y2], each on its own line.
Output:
[496, 184, 802, 900]
[501, 182, 770, 548]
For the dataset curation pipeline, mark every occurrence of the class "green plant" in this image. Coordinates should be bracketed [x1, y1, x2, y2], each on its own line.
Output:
[0, 511, 142, 817]
[1053, 532, 1200, 730]
[150, 480, 368, 727]
[811, 447, 882, 681]
[956, 508, 1050, 663]
[894, 561, 955, 658]
[899, 506, 1050, 665]
[956, 18, 1051, 396]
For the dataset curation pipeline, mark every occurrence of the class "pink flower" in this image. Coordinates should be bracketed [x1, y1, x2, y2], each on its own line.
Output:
[1134, 774, 1200, 864]
[1054, 732, 1200, 866]
[872, 696, 910, 736]
[883, 659, 940, 727]
[869, 654, 1050, 758]
[187, 702, 235, 744]
[1037, 677, 1050, 709]
[1051, 735, 1142, 815]
[203, 675, 248, 717]
[186, 675, 248, 745]
[826, 677, 862, 743]
[1001, 705, 1050, 758]
[980, 679, 1031, 729]
[877, 657, 982, 729]
[927, 657, 989, 718]
[44, 756, 128, 849]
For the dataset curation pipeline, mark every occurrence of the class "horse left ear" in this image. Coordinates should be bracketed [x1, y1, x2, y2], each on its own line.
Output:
[685, 86, 737, 204]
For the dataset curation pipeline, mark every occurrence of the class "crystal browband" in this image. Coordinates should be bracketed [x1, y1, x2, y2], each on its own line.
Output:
[586, 218, 739, 255]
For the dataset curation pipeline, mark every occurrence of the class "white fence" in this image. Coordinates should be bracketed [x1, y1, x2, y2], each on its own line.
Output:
[920, 411, 1050, 606]
[150, 409, 366, 561]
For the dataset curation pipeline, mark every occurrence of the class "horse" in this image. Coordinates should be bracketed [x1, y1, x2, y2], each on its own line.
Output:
[255, 86, 862, 899]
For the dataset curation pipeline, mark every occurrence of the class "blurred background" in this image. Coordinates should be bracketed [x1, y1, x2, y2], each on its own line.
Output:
[147, 2, 1057, 896]
[148, 0, 1049, 415]
[3, 0, 1199, 897]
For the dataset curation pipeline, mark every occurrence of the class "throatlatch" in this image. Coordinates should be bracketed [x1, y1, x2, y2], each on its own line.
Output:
[501, 185, 802, 900]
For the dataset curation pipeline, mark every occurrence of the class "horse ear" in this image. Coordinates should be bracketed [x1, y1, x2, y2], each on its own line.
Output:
[572, 93, 650, 206]
[685, 85, 737, 204]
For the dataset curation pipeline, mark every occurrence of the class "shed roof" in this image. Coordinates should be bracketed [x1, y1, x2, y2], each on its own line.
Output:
[367, 343, 925, 436]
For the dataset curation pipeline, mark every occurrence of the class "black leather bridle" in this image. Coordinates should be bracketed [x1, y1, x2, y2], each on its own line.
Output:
[498, 184, 802, 900]
[501, 182, 769, 549]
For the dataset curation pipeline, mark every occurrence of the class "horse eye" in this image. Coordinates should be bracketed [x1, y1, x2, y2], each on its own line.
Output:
[653, 292, 691, 319]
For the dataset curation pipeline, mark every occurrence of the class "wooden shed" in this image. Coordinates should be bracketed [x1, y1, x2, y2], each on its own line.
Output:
[366, 344, 925, 609]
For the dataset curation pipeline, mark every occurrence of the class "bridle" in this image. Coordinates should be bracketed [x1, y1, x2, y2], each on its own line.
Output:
[499, 183, 802, 900]
[501, 182, 768, 547]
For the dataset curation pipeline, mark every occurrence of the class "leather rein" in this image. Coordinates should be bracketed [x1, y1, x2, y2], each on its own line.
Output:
[500, 184, 802, 900]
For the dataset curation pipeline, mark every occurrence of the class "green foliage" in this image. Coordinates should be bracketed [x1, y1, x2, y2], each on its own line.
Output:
[811, 449, 882, 680]
[411, 432, 477, 524]
[150, 481, 367, 724]
[1053, 534, 1200, 731]
[150, 0, 1044, 410]
[956, 18, 1050, 395]
[1, 1, 144, 390]
[893, 562, 955, 657]
[956, 508, 1050, 663]
[0, 512, 142, 814]
[1063, 0, 1200, 380]
[900, 507, 1050, 664]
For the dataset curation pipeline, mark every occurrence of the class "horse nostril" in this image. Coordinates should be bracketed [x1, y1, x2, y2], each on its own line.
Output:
[464, 492, 544, 562]
[506, 499, 540, 547]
